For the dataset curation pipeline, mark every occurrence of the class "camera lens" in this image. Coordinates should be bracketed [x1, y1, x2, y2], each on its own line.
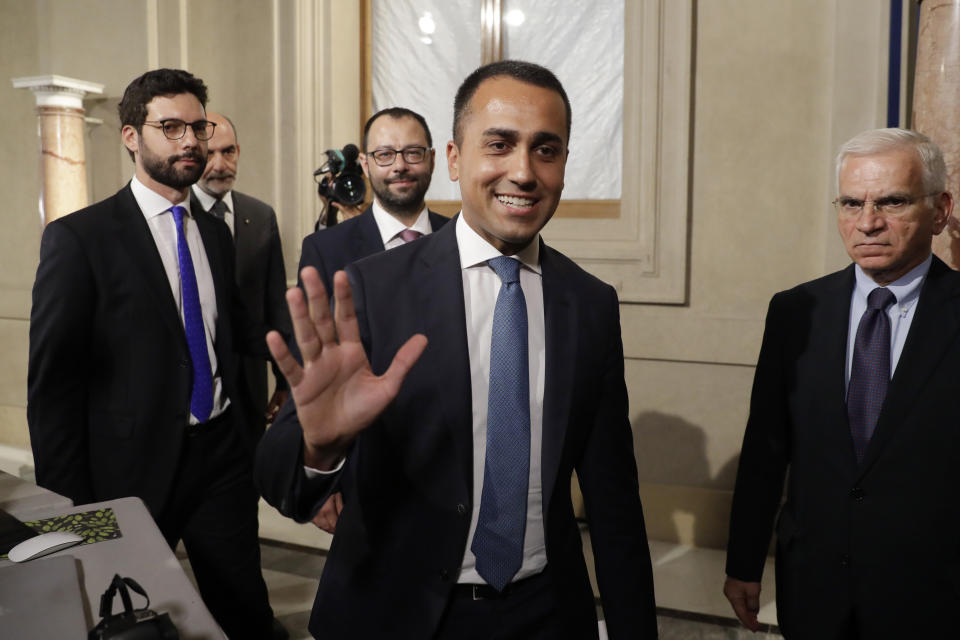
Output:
[333, 173, 366, 206]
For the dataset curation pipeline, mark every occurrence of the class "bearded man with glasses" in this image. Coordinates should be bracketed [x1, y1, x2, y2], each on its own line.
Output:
[295, 107, 450, 533]
[725, 128, 959, 639]
[28, 68, 287, 639]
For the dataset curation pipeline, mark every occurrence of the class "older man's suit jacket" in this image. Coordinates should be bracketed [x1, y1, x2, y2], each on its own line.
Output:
[256, 219, 657, 639]
[726, 256, 960, 638]
[28, 184, 264, 515]
[299, 205, 449, 295]
[194, 189, 291, 437]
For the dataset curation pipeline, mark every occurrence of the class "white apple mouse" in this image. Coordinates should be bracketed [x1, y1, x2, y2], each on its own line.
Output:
[7, 531, 83, 563]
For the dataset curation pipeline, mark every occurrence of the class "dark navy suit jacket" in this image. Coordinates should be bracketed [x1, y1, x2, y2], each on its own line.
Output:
[726, 256, 960, 637]
[28, 184, 265, 514]
[256, 218, 657, 639]
[298, 205, 449, 295]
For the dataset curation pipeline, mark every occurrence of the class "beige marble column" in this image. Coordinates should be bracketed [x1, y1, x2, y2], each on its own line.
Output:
[913, 1, 960, 268]
[12, 75, 104, 226]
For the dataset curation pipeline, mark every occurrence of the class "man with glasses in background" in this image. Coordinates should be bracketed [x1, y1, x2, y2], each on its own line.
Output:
[725, 128, 960, 638]
[28, 68, 284, 639]
[297, 107, 449, 532]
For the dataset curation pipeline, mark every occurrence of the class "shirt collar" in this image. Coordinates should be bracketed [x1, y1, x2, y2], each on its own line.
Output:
[455, 213, 541, 275]
[191, 185, 234, 215]
[853, 254, 932, 309]
[131, 175, 192, 220]
[372, 199, 431, 245]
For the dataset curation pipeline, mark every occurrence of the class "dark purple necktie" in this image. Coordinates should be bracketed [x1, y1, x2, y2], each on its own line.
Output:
[171, 206, 213, 422]
[847, 287, 896, 463]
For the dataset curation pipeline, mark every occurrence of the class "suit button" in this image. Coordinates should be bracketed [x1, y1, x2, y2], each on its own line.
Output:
[849, 487, 864, 502]
[179, 359, 189, 368]
[840, 553, 850, 567]
[440, 569, 450, 581]
[456, 503, 466, 516]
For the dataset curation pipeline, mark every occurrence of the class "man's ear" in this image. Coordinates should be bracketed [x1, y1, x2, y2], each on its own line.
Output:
[121, 125, 139, 156]
[446, 141, 459, 182]
[932, 191, 954, 235]
[360, 152, 370, 178]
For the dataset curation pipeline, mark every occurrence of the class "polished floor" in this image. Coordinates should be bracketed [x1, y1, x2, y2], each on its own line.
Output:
[179, 540, 782, 639]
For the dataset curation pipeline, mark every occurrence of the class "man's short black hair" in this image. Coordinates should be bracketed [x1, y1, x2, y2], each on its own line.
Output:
[362, 107, 433, 151]
[117, 68, 208, 132]
[452, 60, 571, 146]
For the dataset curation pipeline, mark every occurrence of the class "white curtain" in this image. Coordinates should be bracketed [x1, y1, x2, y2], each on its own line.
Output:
[371, 0, 624, 202]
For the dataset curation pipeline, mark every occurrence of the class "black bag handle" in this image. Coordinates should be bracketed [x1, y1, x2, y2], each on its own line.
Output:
[98, 574, 151, 619]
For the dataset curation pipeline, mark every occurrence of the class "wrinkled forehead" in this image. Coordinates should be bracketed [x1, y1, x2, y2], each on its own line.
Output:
[838, 148, 924, 193]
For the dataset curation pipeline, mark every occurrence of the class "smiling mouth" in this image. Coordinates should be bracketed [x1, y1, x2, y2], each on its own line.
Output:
[497, 194, 536, 208]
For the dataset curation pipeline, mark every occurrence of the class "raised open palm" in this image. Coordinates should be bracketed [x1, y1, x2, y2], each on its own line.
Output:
[266, 267, 427, 469]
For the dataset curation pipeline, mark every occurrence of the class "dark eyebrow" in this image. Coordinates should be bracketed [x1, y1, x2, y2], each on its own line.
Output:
[480, 128, 564, 147]
[532, 131, 563, 147]
[481, 128, 519, 142]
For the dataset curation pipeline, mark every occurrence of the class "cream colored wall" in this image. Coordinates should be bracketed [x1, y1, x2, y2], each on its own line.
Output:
[627, 0, 889, 548]
[0, 0, 890, 551]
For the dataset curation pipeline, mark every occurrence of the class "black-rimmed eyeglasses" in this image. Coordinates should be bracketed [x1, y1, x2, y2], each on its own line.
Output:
[367, 146, 430, 167]
[143, 119, 217, 141]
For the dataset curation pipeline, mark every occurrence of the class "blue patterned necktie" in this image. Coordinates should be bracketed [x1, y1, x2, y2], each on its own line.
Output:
[471, 256, 530, 591]
[171, 206, 213, 422]
[847, 286, 896, 463]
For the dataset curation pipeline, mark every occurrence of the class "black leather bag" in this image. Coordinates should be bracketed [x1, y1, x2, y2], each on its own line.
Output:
[88, 574, 179, 640]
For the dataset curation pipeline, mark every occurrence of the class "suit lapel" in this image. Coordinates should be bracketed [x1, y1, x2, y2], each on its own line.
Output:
[859, 257, 960, 474]
[230, 193, 254, 266]
[427, 210, 449, 233]
[112, 185, 184, 340]
[539, 243, 577, 514]
[415, 220, 474, 494]
[351, 208, 386, 260]
[819, 267, 856, 433]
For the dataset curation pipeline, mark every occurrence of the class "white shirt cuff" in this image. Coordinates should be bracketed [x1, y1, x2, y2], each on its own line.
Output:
[303, 457, 346, 478]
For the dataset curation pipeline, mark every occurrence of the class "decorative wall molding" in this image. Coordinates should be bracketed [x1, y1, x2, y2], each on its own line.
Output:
[543, 0, 694, 304]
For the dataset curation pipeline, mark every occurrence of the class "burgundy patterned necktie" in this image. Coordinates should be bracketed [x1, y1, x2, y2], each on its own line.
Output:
[847, 287, 896, 463]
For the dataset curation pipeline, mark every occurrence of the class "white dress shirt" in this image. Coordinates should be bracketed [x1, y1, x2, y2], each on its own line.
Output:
[371, 200, 433, 248]
[302, 214, 550, 585]
[131, 176, 227, 423]
[192, 185, 235, 235]
[454, 214, 547, 584]
[845, 254, 931, 388]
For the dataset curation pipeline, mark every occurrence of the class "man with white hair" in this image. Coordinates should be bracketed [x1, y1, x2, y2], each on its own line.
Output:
[724, 128, 959, 638]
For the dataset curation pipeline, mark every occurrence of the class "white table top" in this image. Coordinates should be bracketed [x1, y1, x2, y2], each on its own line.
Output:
[1, 493, 225, 638]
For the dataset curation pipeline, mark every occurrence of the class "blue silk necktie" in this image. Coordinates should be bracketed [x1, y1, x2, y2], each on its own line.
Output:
[847, 286, 896, 463]
[471, 256, 530, 591]
[171, 206, 213, 422]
